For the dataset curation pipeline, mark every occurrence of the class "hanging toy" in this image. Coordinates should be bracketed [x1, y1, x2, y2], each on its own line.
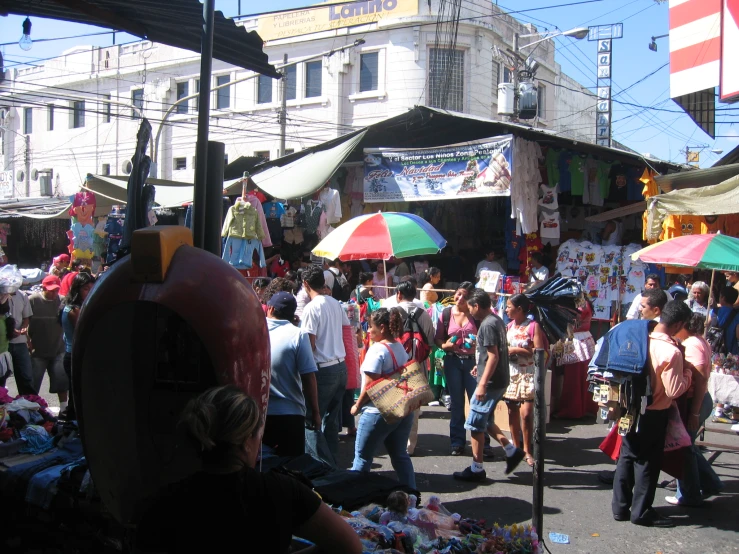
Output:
[68, 190, 97, 265]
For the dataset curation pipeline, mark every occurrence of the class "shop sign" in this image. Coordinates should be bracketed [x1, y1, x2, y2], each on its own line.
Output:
[257, 0, 419, 42]
[363, 135, 514, 203]
[0, 171, 13, 198]
[589, 23, 623, 148]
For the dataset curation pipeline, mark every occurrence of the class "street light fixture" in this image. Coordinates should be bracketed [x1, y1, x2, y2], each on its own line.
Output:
[648, 34, 668, 52]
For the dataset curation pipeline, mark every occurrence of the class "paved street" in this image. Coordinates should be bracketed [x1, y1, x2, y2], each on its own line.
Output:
[8, 374, 739, 553]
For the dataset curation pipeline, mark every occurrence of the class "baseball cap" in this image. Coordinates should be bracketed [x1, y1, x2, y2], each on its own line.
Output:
[53, 254, 70, 265]
[267, 291, 297, 316]
[42, 275, 62, 291]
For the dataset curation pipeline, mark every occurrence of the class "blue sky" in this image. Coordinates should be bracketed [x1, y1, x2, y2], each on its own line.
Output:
[1, 0, 737, 166]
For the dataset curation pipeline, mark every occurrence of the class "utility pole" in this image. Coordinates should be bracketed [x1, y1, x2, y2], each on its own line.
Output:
[279, 53, 288, 157]
[512, 33, 519, 120]
[24, 135, 30, 197]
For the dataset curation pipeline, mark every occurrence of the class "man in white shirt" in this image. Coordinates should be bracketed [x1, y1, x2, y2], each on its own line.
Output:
[3, 289, 34, 395]
[475, 249, 505, 279]
[529, 252, 549, 283]
[638, 289, 668, 322]
[300, 264, 351, 461]
[626, 274, 673, 320]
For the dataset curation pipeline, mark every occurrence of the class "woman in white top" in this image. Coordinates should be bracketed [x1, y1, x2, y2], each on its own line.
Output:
[419, 267, 441, 305]
[350, 308, 415, 488]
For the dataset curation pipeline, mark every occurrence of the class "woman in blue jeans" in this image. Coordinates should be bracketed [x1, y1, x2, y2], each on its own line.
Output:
[350, 308, 416, 489]
[434, 282, 478, 455]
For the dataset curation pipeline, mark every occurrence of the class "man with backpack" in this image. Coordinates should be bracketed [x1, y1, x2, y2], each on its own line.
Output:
[392, 281, 434, 456]
[324, 258, 351, 302]
[612, 300, 693, 528]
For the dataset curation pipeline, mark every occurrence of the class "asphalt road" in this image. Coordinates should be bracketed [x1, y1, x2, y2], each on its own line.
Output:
[7, 374, 739, 553]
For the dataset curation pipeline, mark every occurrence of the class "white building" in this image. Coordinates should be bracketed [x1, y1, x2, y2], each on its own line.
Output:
[0, 0, 596, 199]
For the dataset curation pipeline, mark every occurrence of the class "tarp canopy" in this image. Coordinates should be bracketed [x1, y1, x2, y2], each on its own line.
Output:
[1, 0, 278, 77]
[227, 129, 367, 199]
[83, 175, 194, 209]
[646, 174, 739, 240]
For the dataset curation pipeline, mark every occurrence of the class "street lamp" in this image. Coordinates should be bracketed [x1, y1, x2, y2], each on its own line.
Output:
[648, 34, 668, 52]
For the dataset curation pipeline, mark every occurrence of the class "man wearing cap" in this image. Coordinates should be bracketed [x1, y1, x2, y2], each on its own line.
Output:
[28, 276, 68, 411]
[263, 292, 320, 457]
[0, 287, 34, 395]
[49, 254, 70, 277]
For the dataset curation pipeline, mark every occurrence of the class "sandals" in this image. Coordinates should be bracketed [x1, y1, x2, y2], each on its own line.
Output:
[525, 455, 535, 467]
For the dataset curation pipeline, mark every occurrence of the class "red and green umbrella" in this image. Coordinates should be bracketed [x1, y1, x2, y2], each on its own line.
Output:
[312, 212, 446, 261]
[631, 233, 739, 272]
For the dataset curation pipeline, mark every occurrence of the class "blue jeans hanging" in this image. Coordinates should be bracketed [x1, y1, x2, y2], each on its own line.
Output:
[222, 237, 265, 270]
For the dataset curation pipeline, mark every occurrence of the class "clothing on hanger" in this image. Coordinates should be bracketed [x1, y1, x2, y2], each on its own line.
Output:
[243, 192, 272, 247]
[221, 201, 264, 241]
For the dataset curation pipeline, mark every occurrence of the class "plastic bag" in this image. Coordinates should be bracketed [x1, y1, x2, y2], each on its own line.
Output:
[0, 265, 23, 293]
[664, 403, 691, 452]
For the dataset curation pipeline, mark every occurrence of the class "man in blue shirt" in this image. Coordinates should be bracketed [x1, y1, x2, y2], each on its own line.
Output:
[263, 292, 320, 457]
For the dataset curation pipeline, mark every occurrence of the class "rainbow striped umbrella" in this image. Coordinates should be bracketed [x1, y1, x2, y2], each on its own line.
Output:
[631, 233, 739, 272]
[312, 212, 446, 261]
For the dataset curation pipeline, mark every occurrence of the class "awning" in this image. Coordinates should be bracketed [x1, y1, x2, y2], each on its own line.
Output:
[83, 175, 194, 209]
[654, 163, 739, 192]
[0, 0, 278, 77]
[585, 201, 646, 223]
[646, 174, 739, 240]
[228, 129, 367, 199]
[0, 196, 72, 220]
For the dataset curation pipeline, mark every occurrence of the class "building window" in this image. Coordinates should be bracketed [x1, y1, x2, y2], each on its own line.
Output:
[428, 48, 465, 112]
[24, 107, 32, 134]
[102, 163, 111, 176]
[176, 82, 189, 114]
[285, 64, 297, 101]
[537, 84, 546, 119]
[132, 89, 144, 119]
[257, 74, 272, 104]
[492, 62, 500, 91]
[47, 105, 54, 131]
[254, 150, 270, 161]
[103, 94, 111, 123]
[216, 75, 231, 109]
[359, 52, 379, 92]
[305, 61, 322, 98]
[503, 66, 513, 84]
[195, 79, 200, 112]
[72, 101, 85, 128]
[174, 157, 187, 171]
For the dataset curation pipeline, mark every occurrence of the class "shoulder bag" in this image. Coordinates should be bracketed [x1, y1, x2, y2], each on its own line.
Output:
[365, 343, 434, 424]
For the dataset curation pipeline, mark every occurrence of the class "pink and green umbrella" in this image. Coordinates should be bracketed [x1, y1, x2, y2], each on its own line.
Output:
[312, 212, 446, 261]
[631, 233, 739, 272]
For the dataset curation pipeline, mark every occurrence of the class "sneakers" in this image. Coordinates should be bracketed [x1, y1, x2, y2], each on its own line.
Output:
[450, 446, 465, 456]
[427, 400, 441, 407]
[665, 496, 702, 507]
[453, 466, 487, 482]
[505, 448, 526, 474]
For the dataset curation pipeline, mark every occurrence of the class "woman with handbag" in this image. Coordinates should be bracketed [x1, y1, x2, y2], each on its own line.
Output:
[552, 295, 597, 419]
[504, 294, 547, 467]
[350, 308, 416, 488]
[433, 282, 478, 456]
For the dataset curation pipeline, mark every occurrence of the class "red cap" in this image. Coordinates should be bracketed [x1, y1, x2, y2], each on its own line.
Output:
[42, 275, 62, 291]
[53, 254, 70, 265]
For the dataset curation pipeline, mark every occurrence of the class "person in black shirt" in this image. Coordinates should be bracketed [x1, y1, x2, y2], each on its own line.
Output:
[453, 289, 524, 483]
[135, 385, 361, 554]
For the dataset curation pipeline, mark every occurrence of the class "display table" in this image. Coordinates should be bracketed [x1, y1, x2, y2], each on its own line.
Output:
[709, 372, 739, 406]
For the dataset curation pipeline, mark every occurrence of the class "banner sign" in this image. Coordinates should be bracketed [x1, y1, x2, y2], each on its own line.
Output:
[363, 135, 514, 203]
[0, 171, 13, 199]
[257, 0, 419, 42]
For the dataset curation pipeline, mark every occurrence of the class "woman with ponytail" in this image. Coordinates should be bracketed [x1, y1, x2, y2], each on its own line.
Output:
[135, 385, 361, 554]
[350, 308, 416, 488]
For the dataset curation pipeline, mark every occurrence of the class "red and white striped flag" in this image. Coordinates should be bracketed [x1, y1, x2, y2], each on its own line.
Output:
[721, 0, 739, 101]
[669, 0, 721, 98]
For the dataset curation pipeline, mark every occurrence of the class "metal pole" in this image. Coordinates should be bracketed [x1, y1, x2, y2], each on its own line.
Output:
[24, 135, 30, 197]
[513, 33, 519, 119]
[192, 0, 216, 250]
[705, 269, 716, 335]
[532, 347, 546, 536]
[204, 141, 225, 256]
[279, 53, 288, 157]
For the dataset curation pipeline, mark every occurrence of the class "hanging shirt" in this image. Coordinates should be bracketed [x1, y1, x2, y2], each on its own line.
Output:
[243, 193, 272, 247]
[608, 164, 629, 202]
[221, 202, 264, 240]
[662, 215, 702, 240]
[537, 184, 558, 210]
[557, 151, 572, 193]
[725, 214, 739, 237]
[701, 215, 725, 234]
[640, 167, 659, 199]
[71, 223, 95, 253]
[545, 148, 561, 188]
[539, 211, 560, 240]
[263, 201, 286, 244]
[626, 167, 643, 201]
[319, 187, 342, 225]
[303, 200, 324, 235]
[569, 155, 587, 196]
[597, 161, 614, 200]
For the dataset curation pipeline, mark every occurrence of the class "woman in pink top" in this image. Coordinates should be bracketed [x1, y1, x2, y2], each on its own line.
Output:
[668, 313, 722, 506]
[434, 282, 478, 455]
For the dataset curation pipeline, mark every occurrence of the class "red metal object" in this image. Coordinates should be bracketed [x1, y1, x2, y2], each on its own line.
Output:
[72, 244, 270, 523]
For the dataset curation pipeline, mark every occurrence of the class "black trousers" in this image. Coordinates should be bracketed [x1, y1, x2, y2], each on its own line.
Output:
[263, 415, 306, 457]
[62, 352, 75, 417]
[612, 408, 670, 522]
